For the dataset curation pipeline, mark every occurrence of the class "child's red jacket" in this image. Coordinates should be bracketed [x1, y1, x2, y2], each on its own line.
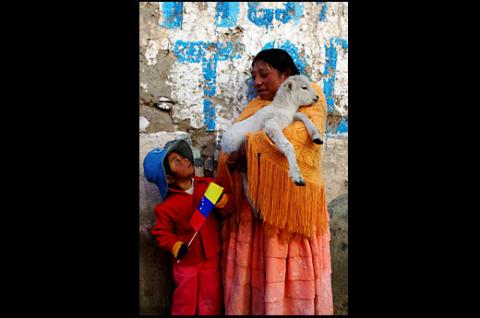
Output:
[151, 176, 235, 266]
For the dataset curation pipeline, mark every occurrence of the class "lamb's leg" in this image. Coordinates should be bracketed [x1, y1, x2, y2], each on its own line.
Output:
[294, 112, 323, 144]
[264, 120, 305, 186]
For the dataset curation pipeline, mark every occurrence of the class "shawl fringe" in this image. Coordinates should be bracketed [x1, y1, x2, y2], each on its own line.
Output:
[245, 134, 328, 242]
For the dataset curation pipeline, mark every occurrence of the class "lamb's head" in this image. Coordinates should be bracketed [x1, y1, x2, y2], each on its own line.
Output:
[277, 74, 319, 107]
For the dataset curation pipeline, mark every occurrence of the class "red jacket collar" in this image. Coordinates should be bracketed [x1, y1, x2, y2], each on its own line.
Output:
[167, 176, 210, 195]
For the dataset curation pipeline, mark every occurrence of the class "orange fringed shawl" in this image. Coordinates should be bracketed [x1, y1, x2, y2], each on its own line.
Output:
[216, 83, 328, 241]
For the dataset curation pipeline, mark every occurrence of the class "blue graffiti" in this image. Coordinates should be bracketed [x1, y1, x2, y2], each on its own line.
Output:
[275, 2, 303, 25]
[292, 3, 304, 24]
[336, 117, 348, 134]
[215, 2, 240, 27]
[323, 43, 336, 113]
[173, 41, 241, 131]
[262, 40, 308, 76]
[247, 2, 303, 29]
[318, 2, 328, 22]
[323, 37, 348, 113]
[334, 38, 348, 50]
[203, 99, 216, 131]
[161, 3, 347, 132]
[160, 2, 183, 29]
[247, 2, 274, 28]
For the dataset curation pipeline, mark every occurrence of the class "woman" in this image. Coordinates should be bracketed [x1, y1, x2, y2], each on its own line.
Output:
[216, 48, 334, 315]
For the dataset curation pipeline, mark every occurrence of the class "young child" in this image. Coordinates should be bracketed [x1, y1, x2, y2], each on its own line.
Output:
[143, 139, 234, 315]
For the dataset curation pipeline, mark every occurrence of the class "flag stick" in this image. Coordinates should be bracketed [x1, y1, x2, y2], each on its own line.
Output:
[176, 231, 198, 264]
[187, 231, 198, 247]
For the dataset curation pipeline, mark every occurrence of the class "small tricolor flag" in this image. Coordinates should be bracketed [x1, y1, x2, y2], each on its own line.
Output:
[190, 182, 224, 232]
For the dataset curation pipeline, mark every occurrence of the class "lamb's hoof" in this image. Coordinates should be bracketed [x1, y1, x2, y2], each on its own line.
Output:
[294, 179, 306, 186]
[290, 169, 305, 186]
[313, 138, 323, 145]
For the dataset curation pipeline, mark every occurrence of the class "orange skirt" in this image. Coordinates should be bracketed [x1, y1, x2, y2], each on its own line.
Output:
[221, 199, 334, 315]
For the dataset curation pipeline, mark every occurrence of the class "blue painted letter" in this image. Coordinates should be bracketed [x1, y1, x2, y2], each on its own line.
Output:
[318, 2, 328, 22]
[160, 2, 183, 29]
[173, 41, 241, 131]
[323, 37, 348, 113]
[215, 2, 240, 27]
[248, 2, 303, 29]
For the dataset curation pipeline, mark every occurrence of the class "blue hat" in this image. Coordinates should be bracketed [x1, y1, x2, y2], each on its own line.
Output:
[143, 139, 194, 200]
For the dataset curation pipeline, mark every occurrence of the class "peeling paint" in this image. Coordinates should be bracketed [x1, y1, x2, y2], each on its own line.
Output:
[144, 2, 348, 133]
[336, 117, 348, 134]
[247, 2, 303, 30]
[172, 40, 241, 130]
[145, 40, 160, 66]
[160, 2, 183, 29]
[323, 37, 348, 115]
[319, 2, 328, 22]
[215, 2, 240, 28]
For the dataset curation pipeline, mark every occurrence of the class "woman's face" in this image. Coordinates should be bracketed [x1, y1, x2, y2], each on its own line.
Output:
[251, 60, 288, 101]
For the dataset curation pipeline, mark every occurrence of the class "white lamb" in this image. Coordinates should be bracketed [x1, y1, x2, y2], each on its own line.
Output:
[221, 74, 323, 186]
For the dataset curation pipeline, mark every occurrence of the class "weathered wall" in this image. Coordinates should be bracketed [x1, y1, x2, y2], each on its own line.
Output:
[139, 2, 348, 315]
[328, 192, 348, 315]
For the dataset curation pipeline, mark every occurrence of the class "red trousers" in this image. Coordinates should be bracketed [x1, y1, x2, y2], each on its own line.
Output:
[172, 255, 222, 315]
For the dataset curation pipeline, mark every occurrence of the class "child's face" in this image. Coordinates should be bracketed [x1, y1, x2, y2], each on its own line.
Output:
[166, 151, 195, 180]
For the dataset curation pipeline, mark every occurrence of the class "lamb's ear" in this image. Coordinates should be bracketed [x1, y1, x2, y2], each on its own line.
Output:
[284, 79, 293, 91]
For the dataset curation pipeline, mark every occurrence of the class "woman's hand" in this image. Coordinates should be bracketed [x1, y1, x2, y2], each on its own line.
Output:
[226, 141, 247, 173]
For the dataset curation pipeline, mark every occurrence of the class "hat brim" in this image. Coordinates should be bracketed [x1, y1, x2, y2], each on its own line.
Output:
[162, 139, 194, 173]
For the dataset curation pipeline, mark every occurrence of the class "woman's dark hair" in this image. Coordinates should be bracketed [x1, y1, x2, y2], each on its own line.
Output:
[252, 48, 300, 76]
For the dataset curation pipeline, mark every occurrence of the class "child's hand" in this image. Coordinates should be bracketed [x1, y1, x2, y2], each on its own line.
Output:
[172, 241, 188, 260]
[176, 243, 188, 260]
[215, 193, 229, 209]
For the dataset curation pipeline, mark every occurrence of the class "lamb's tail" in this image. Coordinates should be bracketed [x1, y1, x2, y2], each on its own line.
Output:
[241, 172, 261, 219]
